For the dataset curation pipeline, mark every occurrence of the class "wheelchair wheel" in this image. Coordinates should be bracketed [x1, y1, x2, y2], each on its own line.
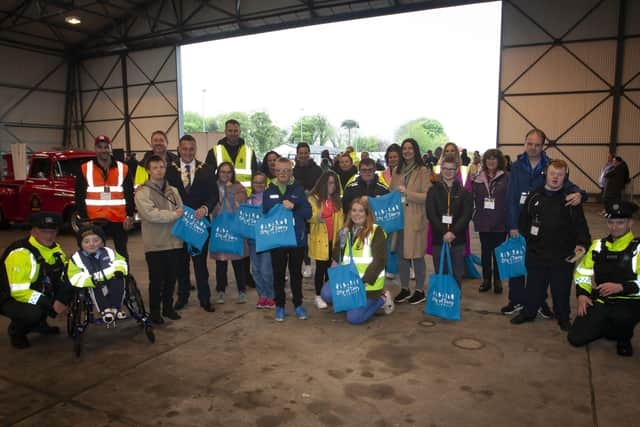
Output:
[125, 275, 148, 318]
[66, 290, 86, 337]
[73, 332, 83, 357]
[145, 325, 155, 343]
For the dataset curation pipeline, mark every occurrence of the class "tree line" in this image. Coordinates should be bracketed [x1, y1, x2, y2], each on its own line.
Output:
[183, 111, 448, 156]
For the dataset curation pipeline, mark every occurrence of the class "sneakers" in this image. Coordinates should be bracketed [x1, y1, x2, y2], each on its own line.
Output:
[295, 305, 308, 320]
[216, 292, 225, 304]
[510, 312, 535, 325]
[116, 310, 128, 320]
[408, 290, 426, 305]
[256, 296, 266, 309]
[385, 272, 396, 279]
[315, 295, 328, 310]
[262, 298, 275, 309]
[302, 264, 313, 278]
[382, 290, 395, 315]
[501, 303, 523, 315]
[237, 292, 248, 304]
[394, 288, 411, 303]
[537, 305, 553, 320]
[102, 310, 116, 324]
[617, 340, 633, 357]
[479, 280, 492, 292]
[275, 306, 285, 322]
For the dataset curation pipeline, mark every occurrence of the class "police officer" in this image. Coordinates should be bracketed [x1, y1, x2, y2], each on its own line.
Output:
[568, 201, 640, 357]
[0, 212, 72, 349]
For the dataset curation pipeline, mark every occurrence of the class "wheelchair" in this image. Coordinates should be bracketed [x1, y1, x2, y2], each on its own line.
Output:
[66, 274, 154, 357]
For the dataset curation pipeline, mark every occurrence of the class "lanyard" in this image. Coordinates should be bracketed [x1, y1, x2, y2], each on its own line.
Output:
[144, 181, 178, 208]
[446, 185, 452, 231]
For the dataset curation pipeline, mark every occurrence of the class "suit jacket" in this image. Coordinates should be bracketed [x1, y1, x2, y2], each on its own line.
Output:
[165, 160, 219, 213]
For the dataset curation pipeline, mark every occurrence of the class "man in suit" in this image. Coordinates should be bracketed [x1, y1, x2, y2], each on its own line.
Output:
[166, 135, 219, 312]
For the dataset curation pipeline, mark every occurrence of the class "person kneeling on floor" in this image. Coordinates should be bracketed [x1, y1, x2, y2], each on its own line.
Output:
[0, 212, 72, 349]
[320, 196, 394, 324]
[67, 226, 128, 324]
[568, 201, 640, 357]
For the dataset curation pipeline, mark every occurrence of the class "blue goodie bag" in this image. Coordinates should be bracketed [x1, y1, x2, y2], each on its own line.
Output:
[230, 203, 263, 240]
[368, 190, 404, 233]
[464, 254, 482, 279]
[495, 235, 527, 280]
[255, 204, 297, 252]
[425, 244, 461, 321]
[209, 195, 244, 256]
[327, 234, 367, 313]
[171, 205, 210, 256]
[385, 238, 398, 275]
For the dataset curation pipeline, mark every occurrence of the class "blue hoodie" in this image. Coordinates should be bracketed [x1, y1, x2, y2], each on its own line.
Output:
[506, 151, 586, 230]
[263, 181, 312, 247]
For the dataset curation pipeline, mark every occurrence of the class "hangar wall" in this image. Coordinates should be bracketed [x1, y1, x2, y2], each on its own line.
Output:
[498, 0, 640, 196]
[0, 45, 67, 152]
[74, 46, 179, 153]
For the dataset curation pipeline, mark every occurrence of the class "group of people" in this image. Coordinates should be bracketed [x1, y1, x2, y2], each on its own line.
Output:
[1, 120, 638, 357]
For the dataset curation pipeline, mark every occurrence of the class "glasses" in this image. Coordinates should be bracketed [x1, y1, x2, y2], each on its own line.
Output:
[275, 169, 291, 174]
[360, 168, 375, 173]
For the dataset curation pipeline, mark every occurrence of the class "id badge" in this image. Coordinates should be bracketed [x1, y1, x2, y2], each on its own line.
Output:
[442, 215, 453, 225]
[519, 192, 528, 205]
[483, 198, 495, 210]
[530, 225, 539, 236]
[100, 192, 111, 201]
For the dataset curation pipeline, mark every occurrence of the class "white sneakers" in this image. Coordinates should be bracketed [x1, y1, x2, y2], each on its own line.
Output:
[302, 265, 313, 278]
[382, 290, 395, 315]
[315, 295, 328, 310]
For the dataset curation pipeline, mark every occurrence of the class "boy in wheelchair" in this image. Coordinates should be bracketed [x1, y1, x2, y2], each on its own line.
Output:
[67, 226, 128, 324]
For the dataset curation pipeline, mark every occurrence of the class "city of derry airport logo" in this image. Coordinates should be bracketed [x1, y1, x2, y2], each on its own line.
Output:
[214, 225, 239, 242]
[258, 217, 289, 236]
[239, 209, 261, 226]
[374, 204, 401, 222]
[335, 278, 361, 297]
[499, 249, 524, 265]
[183, 209, 208, 234]
[431, 290, 455, 308]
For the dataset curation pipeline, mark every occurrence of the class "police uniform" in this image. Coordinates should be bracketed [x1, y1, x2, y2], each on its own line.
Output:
[0, 212, 72, 349]
[568, 202, 640, 356]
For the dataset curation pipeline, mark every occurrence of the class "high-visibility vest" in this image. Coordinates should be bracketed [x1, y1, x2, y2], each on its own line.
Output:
[134, 165, 148, 189]
[82, 160, 128, 222]
[341, 224, 385, 292]
[215, 144, 253, 190]
[68, 248, 128, 288]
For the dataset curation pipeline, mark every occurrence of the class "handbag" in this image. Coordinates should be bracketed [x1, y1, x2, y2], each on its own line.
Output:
[495, 235, 528, 280]
[464, 253, 481, 279]
[425, 244, 461, 320]
[171, 205, 210, 256]
[209, 192, 244, 256]
[327, 233, 367, 313]
[230, 203, 263, 240]
[368, 190, 404, 233]
[255, 203, 297, 252]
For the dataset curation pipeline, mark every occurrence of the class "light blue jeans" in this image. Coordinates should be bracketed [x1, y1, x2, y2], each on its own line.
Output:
[320, 283, 384, 325]
[248, 241, 274, 299]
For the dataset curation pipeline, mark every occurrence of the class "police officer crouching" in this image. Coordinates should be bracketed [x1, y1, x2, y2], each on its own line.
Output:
[0, 212, 72, 349]
[568, 201, 640, 357]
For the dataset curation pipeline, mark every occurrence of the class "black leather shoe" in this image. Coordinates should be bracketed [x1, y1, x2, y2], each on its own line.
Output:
[558, 319, 571, 332]
[174, 298, 188, 310]
[617, 340, 633, 357]
[201, 302, 215, 312]
[10, 334, 30, 349]
[479, 281, 491, 292]
[162, 309, 181, 320]
[150, 312, 164, 324]
[34, 322, 60, 335]
[510, 312, 535, 325]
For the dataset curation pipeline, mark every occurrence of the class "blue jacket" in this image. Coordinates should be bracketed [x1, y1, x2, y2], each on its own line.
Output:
[263, 181, 312, 247]
[506, 151, 586, 230]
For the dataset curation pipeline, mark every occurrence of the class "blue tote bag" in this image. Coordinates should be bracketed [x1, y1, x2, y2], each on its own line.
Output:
[230, 203, 263, 240]
[171, 205, 210, 256]
[464, 254, 481, 279]
[209, 194, 244, 256]
[425, 244, 461, 321]
[495, 235, 527, 280]
[327, 234, 367, 313]
[255, 204, 297, 252]
[368, 190, 404, 233]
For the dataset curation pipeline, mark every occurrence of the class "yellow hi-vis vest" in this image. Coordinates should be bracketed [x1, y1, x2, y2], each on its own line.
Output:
[341, 224, 385, 292]
[215, 144, 253, 191]
[134, 165, 148, 189]
[67, 248, 128, 288]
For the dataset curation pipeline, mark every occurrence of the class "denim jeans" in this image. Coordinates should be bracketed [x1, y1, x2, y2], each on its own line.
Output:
[248, 241, 274, 299]
[320, 283, 384, 325]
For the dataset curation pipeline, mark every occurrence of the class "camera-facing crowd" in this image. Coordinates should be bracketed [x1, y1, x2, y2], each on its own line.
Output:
[1, 120, 638, 358]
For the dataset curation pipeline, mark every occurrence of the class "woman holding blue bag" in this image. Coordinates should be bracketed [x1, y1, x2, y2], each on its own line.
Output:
[210, 162, 249, 304]
[320, 196, 394, 324]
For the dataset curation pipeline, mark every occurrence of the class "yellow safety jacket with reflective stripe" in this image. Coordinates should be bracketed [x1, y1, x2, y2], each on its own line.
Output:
[215, 144, 253, 191]
[341, 224, 385, 292]
[574, 231, 640, 303]
[134, 165, 148, 189]
[67, 248, 128, 288]
[4, 236, 66, 304]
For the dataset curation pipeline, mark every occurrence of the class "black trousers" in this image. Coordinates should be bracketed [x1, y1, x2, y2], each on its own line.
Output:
[215, 259, 247, 294]
[523, 263, 574, 321]
[569, 300, 640, 345]
[271, 246, 305, 308]
[177, 242, 211, 305]
[479, 232, 507, 282]
[104, 221, 129, 262]
[145, 249, 181, 313]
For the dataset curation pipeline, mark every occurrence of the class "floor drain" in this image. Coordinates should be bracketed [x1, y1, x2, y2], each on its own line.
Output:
[419, 320, 436, 327]
[452, 337, 485, 350]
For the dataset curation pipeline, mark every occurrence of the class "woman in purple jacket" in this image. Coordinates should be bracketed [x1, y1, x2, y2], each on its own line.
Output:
[471, 149, 509, 294]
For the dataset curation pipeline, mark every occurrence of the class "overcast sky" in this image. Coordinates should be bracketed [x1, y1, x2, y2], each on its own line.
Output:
[180, 1, 501, 152]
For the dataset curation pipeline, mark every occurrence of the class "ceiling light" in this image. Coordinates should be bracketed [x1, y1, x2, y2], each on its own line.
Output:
[65, 16, 81, 25]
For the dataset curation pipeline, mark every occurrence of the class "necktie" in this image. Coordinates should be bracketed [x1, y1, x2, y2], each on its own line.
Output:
[184, 164, 192, 192]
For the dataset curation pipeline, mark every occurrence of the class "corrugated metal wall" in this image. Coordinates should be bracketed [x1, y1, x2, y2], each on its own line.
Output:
[498, 0, 639, 195]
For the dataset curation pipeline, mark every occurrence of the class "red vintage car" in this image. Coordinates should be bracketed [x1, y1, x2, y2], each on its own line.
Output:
[0, 150, 96, 229]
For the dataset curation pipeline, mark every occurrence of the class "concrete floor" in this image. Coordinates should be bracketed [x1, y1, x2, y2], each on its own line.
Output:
[0, 203, 638, 427]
